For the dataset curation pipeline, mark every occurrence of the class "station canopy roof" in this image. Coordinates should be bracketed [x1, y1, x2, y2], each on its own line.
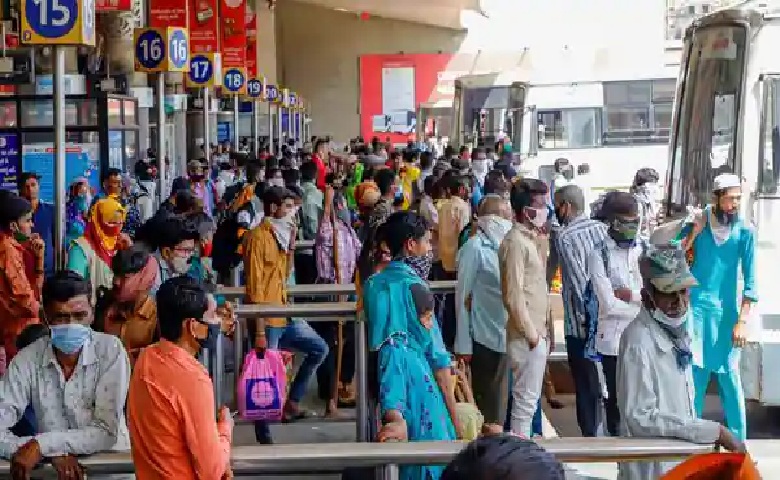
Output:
[292, 0, 482, 29]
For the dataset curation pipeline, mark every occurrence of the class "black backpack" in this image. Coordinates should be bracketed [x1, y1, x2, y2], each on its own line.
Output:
[211, 201, 256, 273]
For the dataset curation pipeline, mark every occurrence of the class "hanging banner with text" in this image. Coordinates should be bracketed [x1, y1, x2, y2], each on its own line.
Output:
[149, 0, 189, 29]
[219, 0, 246, 68]
[245, 1, 257, 77]
[97, 0, 132, 11]
[189, 0, 219, 53]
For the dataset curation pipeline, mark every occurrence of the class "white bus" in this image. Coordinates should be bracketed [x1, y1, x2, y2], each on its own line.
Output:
[664, 1, 780, 405]
[452, 69, 679, 189]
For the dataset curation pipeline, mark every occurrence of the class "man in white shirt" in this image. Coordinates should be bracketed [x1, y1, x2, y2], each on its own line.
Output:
[617, 246, 743, 480]
[0, 271, 131, 479]
[587, 191, 643, 436]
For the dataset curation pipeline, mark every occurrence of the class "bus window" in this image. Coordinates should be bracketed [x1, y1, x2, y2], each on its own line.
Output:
[759, 79, 780, 195]
[668, 24, 747, 214]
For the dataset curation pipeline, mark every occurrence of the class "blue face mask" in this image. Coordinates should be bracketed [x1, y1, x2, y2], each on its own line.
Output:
[73, 195, 88, 213]
[50, 324, 91, 354]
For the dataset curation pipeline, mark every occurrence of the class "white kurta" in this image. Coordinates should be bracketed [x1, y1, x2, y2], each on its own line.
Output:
[616, 310, 720, 480]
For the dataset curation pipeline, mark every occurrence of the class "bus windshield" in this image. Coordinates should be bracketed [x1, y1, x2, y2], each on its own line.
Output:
[667, 24, 747, 215]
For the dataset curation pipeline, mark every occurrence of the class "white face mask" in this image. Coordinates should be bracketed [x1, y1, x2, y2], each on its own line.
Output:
[527, 207, 548, 228]
[169, 253, 191, 275]
[269, 178, 285, 188]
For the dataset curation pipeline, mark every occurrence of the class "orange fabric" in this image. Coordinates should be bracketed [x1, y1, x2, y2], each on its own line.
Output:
[243, 220, 288, 329]
[128, 340, 231, 480]
[0, 233, 40, 359]
[661, 453, 761, 480]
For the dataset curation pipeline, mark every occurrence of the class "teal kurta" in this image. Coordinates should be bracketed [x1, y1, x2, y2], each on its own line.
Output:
[364, 261, 455, 480]
[687, 212, 757, 373]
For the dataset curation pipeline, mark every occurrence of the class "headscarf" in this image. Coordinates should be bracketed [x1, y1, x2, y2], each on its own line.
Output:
[84, 197, 126, 265]
[114, 256, 159, 303]
[365, 261, 433, 352]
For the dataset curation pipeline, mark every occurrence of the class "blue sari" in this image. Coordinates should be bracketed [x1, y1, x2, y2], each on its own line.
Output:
[364, 261, 455, 480]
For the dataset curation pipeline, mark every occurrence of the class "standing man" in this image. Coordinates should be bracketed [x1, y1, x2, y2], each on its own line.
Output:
[500, 179, 553, 437]
[18, 173, 54, 274]
[553, 184, 608, 437]
[686, 173, 756, 442]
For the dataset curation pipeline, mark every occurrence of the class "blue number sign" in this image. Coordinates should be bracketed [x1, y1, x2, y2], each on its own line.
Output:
[266, 84, 278, 102]
[224, 68, 245, 93]
[189, 55, 213, 84]
[289, 92, 297, 108]
[247, 79, 262, 98]
[168, 29, 188, 70]
[24, 0, 78, 39]
[135, 29, 165, 71]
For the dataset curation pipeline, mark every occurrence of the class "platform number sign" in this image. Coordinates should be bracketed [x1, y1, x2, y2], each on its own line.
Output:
[223, 67, 246, 95]
[247, 79, 262, 98]
[266, 84, 278, 103]
[168, 29, 188, 70]
[22, 0, 94, 45]
[289, 92, 298, 109]
[135, 29, 165, 71]
[189, 55, 213, 84]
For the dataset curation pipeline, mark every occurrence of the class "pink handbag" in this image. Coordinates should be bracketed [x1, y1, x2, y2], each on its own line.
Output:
[237, 349, 287, 422]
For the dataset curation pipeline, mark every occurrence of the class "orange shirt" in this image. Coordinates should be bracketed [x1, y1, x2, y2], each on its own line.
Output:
[0, 233, 40, 358]
[128, 340, 231, 480]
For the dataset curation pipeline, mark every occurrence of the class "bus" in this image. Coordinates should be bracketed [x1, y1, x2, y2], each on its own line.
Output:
[451, 69, 679, 189]
[663, 1, 780, 405]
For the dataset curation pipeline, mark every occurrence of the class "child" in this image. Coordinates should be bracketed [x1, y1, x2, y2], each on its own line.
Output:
[410, 283, 435, 330]
[10, 323, 49, 437]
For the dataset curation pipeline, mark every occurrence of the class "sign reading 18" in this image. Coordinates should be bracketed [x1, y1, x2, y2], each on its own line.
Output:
[225, 69, 244, 91]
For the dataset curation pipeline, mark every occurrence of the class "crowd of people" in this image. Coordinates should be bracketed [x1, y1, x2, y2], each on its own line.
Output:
[0, 133, 760, 480]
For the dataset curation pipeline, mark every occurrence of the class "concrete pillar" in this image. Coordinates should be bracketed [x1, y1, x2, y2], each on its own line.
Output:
[256, 1, 277, 85]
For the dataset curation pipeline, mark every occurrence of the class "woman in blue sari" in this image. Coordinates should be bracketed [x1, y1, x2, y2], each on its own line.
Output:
[363, 211, 460, 480]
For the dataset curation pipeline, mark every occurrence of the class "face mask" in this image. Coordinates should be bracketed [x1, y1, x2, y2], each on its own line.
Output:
[13, 230, 28, 243]
[527, 207, 548, 229]
[50, 324, 91, 354]
[169, 253, 192, 274]
[195, 319, 220, 351]
[74, 195, 88, 211]
[102, 223, 122, 237]
[610, 218, 639, 248]
[400, 250, 433, 280]
[648, 295, 689, 328]
[269, 178, 285, 188]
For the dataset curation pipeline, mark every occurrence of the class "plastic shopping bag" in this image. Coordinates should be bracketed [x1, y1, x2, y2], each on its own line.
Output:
[237, 349, 287, 422]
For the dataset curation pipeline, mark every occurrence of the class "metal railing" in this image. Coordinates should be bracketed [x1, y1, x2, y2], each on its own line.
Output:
[0, 439, 715, 478]
[218, 279, 459, 300]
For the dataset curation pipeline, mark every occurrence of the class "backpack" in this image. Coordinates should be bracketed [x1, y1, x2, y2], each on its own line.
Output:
[212, 205, 252, 272]
[315, 217, 360, 284]
[582, 238, 648, 360]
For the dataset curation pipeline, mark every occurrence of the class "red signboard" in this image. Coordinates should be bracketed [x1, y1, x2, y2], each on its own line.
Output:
[189, 0, 219, 53]
[219, 0, 246, 67]
[149, 0, 189, 29]
[245, 3, 257, 77]
[359, 53, 454, 144]
[96, 0, 132, 11]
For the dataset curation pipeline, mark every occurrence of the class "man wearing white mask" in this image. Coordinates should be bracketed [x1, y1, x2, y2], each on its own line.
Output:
[499, 179, 553, 437]
[455, 195, 514, 431]
[243, 186, 328, 444]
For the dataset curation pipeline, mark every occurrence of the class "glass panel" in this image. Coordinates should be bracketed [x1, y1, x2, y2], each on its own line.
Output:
[0, 101, 16, 127]
[604, 83, 629, 105]
[653, 103, 673, 141]
[626, 81, 652, 104]
[124, 130, 138, 163]
[108, 130, 123, 169]
[759, 79, 780, 195]
[65, 131, 100, 143]
[652, 79, 677, 103]
[108, 98, 122, 126]
[21, 100, 53, 127]
[668, 25, 747, 213]
[537, 109, 600, 149]
[604, 106, 651, 145]
[123, 100, 136, 125]
[72, 99, 98, 125]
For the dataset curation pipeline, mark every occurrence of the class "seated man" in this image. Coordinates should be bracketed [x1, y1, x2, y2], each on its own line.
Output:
[0, 271, 131, 479]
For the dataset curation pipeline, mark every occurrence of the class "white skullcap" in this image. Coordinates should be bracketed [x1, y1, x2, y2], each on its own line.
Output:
[713, 173, 741, 191]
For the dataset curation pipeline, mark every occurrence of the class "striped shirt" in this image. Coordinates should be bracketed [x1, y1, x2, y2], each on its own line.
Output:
[555, 215, 608, 339]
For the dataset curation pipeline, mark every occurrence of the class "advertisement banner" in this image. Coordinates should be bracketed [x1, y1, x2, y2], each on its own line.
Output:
[149, 0, 189, 29]
[189, 0, 219, 53]
[219, 0, 246, 67]
[22, 144, 99, 204]
[96, 0, 132, 11]
[245, 2, 257, 77]
[0, 133, 19, 191]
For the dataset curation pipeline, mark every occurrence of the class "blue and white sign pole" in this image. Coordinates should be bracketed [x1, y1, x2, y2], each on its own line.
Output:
[54, 47, 66, 269]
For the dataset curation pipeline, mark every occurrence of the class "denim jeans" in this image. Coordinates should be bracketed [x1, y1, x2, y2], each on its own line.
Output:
[254, 319, 329, 443]
[565, 336, 604, 437]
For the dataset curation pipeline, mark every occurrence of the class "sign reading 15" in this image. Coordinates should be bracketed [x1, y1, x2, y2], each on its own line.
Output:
[27, 0, 77, 38]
